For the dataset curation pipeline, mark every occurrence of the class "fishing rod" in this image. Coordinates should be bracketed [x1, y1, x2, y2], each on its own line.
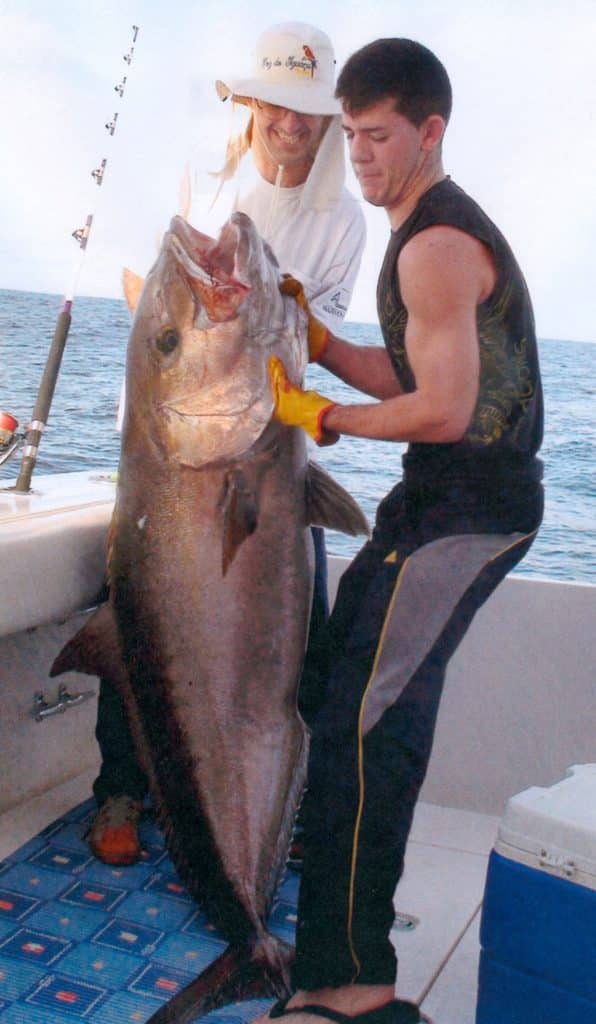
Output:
[0, 24, 141, 492]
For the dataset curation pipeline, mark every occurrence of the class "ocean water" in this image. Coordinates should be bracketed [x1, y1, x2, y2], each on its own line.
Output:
[1, 287, 594, 584]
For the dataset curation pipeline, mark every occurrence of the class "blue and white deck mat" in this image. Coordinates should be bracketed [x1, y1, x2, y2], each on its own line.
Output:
[0, 799, 299, 1023]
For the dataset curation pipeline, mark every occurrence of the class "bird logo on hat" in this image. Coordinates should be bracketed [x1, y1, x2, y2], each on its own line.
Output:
[302, 44, 317, 77]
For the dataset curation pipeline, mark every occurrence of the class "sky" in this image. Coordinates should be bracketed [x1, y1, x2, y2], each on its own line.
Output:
[1, 0, 595, 342]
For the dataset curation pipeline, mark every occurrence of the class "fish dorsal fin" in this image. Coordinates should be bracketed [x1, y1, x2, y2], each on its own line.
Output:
[219, 468, 259, 575]
[306, 460, 370, 538]
[123, 268, 145, 313]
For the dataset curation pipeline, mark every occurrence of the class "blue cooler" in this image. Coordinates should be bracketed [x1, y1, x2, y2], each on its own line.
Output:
[476, 764, 596, 1024]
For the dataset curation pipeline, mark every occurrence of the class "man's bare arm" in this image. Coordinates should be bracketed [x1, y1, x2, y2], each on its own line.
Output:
[320, 335, 403, 400]
[323, 225, 496, 442]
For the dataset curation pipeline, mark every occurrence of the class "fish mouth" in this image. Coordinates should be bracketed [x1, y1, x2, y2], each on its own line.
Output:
[167, 225, 250, 290]
[160, 394, 262, 420]
[165, 216, 256, 323]
[159, 390, 273, 469]
[159, 374, 270, 421]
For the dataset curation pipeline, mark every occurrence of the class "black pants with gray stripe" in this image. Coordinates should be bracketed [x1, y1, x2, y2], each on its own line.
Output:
[292, 473, 543, 990]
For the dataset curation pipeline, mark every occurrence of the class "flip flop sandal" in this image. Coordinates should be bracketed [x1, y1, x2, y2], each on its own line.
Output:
[269, 995, 433, 1024]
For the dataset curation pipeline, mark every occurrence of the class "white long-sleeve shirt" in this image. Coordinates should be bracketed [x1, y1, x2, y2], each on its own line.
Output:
[236, 176, 365, 330]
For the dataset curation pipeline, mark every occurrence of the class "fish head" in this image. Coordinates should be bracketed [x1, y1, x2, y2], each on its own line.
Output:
[124, 212, 308, 468]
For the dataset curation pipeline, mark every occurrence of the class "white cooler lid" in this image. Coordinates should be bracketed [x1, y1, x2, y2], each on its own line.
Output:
[494, 764, 596, 889]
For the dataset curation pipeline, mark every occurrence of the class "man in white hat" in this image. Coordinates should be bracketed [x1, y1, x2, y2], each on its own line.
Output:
[213, 21, 365, 328]
[86, 21, 365, 868]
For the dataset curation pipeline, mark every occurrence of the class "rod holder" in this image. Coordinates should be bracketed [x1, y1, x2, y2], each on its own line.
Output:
[13, 306, 72, 493]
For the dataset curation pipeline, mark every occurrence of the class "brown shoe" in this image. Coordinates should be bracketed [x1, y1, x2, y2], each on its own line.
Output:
[87, 795, 143, 865]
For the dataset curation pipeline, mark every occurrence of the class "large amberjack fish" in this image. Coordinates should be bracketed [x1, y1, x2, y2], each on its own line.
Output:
[51, 212, 368, 1023]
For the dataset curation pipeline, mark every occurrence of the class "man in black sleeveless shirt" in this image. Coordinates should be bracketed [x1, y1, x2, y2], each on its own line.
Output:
[263, 38, 543, 1024]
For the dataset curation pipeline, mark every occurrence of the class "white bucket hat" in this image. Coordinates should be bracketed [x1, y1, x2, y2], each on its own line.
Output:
[216, 22, 341, 116]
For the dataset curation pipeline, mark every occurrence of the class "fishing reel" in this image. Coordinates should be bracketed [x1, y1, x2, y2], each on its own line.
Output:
[0, 411, 24, 466]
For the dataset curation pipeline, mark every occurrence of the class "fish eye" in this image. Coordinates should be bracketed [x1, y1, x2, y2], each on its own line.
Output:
[156, 329, 179, 355]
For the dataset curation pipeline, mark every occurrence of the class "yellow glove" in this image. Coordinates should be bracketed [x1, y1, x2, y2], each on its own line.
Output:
[279, 275, 330, 363]
[268, 356, 338, 445]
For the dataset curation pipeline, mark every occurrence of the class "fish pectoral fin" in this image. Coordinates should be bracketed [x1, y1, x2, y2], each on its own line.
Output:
[306, 460, 370, 537]
[49, 602, 127, 684]
[219, 469, 259, 575]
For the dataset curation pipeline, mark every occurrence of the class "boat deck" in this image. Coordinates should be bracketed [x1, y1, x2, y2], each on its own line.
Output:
[0, 772, 498, 1023]
[4, 474, 594, 1022]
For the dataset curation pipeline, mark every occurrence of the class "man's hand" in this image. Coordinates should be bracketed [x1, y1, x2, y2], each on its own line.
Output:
[279, 275, 330, 363]
[268, 356, 338, 445]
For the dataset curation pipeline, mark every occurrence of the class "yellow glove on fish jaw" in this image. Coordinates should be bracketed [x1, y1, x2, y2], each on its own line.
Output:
[268, 356, 337, 444]
[279, 275, 330, 363]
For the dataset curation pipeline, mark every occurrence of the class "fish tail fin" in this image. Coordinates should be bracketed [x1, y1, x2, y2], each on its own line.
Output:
[306, 460, 370, 537]
[145, 936, 293, 1024]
